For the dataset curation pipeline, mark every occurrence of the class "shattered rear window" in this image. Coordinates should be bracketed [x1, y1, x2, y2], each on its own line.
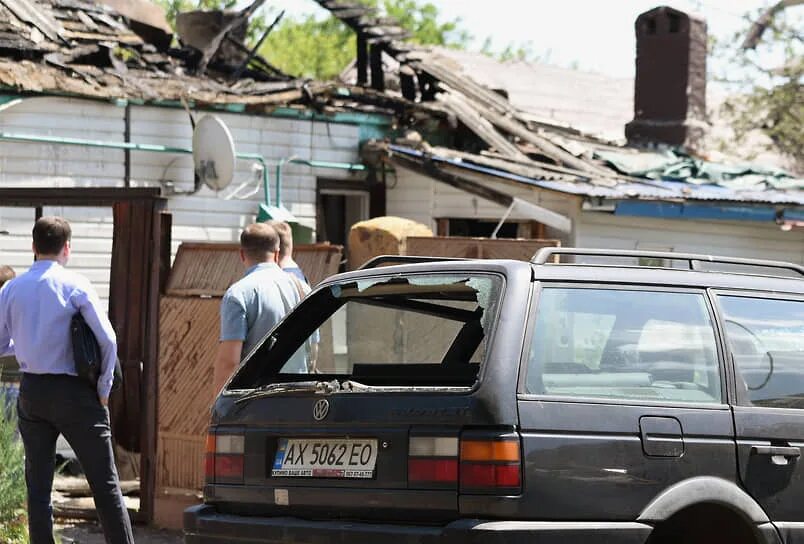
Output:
[229, 274, 503, 390]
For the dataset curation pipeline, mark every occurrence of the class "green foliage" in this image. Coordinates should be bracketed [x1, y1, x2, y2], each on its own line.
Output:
[379, 0, 471, 47]
[153, 0, 472, 80]
[259, 14, 355, 80]
[0, 388, 27, 543]
[480, 36, 542, 64]
[715, 7, 803, 169]
[258, 0, 471, 80]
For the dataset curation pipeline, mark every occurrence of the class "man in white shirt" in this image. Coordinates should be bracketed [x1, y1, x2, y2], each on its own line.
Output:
[0, 217, 133, 544]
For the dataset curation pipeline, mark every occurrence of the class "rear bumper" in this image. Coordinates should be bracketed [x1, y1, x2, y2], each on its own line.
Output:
[184, 504, 653, 544]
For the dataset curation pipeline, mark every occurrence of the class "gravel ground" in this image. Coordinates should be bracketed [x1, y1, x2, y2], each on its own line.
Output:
[56, 521, 182, 543]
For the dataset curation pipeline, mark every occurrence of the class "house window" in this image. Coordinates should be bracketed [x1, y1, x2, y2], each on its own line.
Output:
[438, 218, 546, 239]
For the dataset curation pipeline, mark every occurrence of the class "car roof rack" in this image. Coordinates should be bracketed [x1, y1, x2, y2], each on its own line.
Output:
[531, 247, 804, 278]
[358, 255, 468, 270]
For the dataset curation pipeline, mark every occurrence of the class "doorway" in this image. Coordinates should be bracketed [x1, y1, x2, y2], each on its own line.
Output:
[316, 185, 371, 248]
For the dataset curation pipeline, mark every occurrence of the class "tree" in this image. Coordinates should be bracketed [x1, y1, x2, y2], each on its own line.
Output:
[716, 3, 803, 169]
[258, 0, 471, 80]
[257, 13, 354, 80]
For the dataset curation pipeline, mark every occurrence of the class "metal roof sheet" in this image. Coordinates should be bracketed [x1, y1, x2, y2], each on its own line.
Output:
[388, 144, 804, 207]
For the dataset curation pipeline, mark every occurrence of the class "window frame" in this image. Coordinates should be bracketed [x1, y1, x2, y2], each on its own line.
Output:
[227, 270, 507, 393]
[710, 289, 804, 410]
[517, 282, 729, 409]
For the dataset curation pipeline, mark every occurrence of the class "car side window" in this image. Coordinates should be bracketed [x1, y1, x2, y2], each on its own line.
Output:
[526, 287, 722, 404]
[718, 295, 804, 409]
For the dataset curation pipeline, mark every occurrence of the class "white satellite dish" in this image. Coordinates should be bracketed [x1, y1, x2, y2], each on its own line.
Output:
[192, 114, 236, 191]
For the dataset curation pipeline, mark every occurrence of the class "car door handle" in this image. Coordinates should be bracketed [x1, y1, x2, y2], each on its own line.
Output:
[751, 446, 801, 465]
[751, 446, 801, 458]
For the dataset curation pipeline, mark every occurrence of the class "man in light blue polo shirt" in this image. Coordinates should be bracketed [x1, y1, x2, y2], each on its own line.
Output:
[213, 223, 301, 392]
[0, 216, 133, 544]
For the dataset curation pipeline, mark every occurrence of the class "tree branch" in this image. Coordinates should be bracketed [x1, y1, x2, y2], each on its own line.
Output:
[741, 0, 804, 50]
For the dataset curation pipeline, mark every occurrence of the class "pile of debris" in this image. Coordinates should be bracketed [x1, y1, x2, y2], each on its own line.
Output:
[0, 0, 380, 112]
[0, 0, 316, 105]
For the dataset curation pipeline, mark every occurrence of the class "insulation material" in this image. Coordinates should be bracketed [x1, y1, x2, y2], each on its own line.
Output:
[347, 216, 433, 270]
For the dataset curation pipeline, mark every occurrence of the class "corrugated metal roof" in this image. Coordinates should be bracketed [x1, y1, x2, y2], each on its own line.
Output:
[388, 144, 804, 207]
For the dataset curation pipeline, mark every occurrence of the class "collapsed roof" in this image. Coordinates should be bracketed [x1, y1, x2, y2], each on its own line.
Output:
[0, 0, 429, 117]
[0, 0, 801, 209]
[315, 0, 803, 208]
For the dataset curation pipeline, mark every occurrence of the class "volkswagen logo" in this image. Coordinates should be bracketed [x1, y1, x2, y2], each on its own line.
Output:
[312, 399, 330, 421]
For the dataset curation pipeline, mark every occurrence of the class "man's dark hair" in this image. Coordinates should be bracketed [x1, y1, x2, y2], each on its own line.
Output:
[240, 223, 279, 261]
[0, 265, 15, 289]
[266, 220, 293, 258]
[33, 216, 72, 256]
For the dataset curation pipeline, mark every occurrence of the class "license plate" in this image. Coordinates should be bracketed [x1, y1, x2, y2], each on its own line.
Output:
[272, 438, 378, 479]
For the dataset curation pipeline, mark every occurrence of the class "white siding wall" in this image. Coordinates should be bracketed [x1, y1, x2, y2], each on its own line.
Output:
[388, 166, 580, 243]
[0, 96, 364, 305]
[576, 212, 804, 264]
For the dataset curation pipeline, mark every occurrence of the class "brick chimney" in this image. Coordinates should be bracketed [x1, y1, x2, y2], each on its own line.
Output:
[625, 6, 707, 150]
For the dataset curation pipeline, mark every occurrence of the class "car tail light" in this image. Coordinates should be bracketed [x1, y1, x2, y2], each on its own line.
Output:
[408, 436, 459, 488]
[204, 431, 245, 484]
[459, 434, 521, 494]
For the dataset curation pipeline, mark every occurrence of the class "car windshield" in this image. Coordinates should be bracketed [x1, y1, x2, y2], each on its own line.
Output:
[228, 273, 503, 390]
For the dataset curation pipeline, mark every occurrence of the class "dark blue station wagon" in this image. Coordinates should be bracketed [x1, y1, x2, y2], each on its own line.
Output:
[185, 248, 804, 544]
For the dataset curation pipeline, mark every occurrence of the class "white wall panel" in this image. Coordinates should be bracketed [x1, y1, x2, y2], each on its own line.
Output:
[0, 97, 124, 188]
[388, 166, 579, 244]
[576, 212, 804, 264]
[0, 96, 365, 310]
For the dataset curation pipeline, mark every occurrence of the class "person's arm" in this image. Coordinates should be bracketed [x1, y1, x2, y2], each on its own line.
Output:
[216, 293, 247, 392]
[213, 340, 243, 392]
[72, 281, 117, 405]
[0, 293, 12, 357]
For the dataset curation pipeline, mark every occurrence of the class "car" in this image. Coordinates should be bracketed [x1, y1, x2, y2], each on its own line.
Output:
[184, 248, 804, 544]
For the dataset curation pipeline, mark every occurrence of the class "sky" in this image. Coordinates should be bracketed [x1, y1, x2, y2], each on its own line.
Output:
[260, 0, 779, 79]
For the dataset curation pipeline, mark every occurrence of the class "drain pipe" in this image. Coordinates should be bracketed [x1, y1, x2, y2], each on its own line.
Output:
[0, 130, 273, 197]
[274, 156, 366, 206]
[0, 132, 365, 201]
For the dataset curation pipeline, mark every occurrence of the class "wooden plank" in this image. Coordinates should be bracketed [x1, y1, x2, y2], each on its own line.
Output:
[437, 218, 449, 237]
[164, 243, 242, 296]
[155, 296, 218, 493]
[293, 244, 343, 286]
[437, 92, 528, 161]
[406, 236, 560, 262]
[140, 202, 168, 525]
[165, 242, 344, 296]
[157, 297, 219, 436]
[109, 202, 136, 449]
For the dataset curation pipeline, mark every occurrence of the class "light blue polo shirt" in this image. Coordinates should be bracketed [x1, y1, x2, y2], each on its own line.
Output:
[220, 262, 301, 358]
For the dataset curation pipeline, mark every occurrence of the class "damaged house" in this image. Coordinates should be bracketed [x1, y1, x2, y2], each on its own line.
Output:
[0, 0, 803, 525]
[0, 0, 402, 302]
[324, 3, 803, 261]
[1, 0, 802, 295]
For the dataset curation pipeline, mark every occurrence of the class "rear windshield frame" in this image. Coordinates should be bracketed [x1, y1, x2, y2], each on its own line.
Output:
[227, 271, 507, 392]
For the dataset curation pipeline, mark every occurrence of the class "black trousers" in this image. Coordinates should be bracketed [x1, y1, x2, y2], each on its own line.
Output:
[17, 373, 134, 544]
